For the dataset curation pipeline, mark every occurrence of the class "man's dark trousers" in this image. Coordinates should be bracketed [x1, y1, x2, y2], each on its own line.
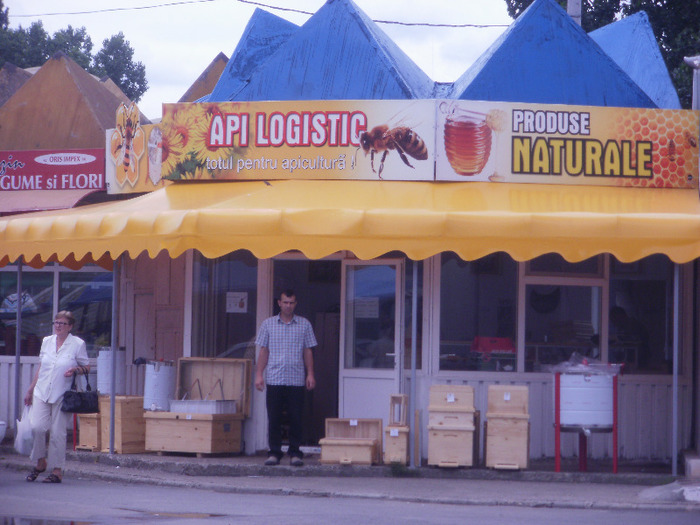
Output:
[266, 384, 305, 459]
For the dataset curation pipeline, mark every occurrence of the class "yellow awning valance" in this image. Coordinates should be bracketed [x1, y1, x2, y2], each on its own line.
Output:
[2, 180, 700, 266]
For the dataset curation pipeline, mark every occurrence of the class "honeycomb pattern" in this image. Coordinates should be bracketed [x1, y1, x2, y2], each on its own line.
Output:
[613, 108, 698, 188]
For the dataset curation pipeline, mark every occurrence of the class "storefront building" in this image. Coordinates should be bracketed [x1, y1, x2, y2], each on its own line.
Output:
[2, 0, 699, 466]
[0, 51, 157, 425]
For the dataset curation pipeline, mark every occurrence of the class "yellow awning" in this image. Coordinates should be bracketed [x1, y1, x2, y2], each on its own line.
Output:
[0, 189, 99, 214]
[2, 180, 700, 266]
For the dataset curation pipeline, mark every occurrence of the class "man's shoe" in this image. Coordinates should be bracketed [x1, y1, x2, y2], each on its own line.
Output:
[264, 455, 280, 466]
[290, 456, 304, 467]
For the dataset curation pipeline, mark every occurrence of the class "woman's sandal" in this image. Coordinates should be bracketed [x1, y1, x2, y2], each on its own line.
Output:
[42, 473, 62, 483]
[26, 467, 45, 482]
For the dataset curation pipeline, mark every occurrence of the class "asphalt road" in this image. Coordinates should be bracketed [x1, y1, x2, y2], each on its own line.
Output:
[1, 467, 699, 525]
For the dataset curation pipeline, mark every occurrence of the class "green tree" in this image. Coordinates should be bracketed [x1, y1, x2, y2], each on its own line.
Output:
[503, 0, 700, 108]
[0, 0, 8, 30]
[0, 20, 50, 69]
[92, 33, 148, 102]
[48, 26, 93, 71]
[503, 0, 619, 31]
[0, 1, 148, 102]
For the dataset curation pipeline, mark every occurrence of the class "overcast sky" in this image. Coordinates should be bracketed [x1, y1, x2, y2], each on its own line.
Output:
[4, 0, 513, 119]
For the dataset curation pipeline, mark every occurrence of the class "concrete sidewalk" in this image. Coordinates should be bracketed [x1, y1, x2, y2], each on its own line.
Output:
[2, 446, 699, 512]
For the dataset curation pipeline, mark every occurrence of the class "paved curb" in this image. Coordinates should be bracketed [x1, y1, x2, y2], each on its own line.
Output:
[2, 458, 696, 513]
[3, 448, 699, 512]
[61, 448, 676, 485]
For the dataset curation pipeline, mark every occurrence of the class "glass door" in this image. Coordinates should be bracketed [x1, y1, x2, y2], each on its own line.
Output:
[339, 259, 403, 423]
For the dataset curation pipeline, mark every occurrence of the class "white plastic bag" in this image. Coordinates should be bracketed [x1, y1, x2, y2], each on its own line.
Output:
[14, 405, 33, 456]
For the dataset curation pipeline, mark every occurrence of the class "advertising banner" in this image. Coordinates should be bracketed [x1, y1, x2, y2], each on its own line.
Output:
[436, 100, 699, 189]
[159, 100, 436, 182]
[105, 102, 170, 194]
[0, 149, 105, 191]
[106, 99, 699, 193]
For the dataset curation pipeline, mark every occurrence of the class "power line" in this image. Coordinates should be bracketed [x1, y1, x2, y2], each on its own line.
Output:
[9, 0, 510, 28]
[238, 0, 509, 26]
[10, 0, 219, 17]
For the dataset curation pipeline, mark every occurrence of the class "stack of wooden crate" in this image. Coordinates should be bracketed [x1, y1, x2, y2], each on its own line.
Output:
[383, 394, 409, 465]
[78, 396, 146, 453]
[90, 395, 146, 453]
[427, 384, 475, 467]
[77, 412, 101, 451]
[485, 384, 529, 470]
[319, 418, 383, 465]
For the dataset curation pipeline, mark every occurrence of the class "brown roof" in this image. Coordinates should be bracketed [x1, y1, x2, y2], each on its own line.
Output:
[178, 52, 228, 102]
[99, 76, 132, 105]
[0, 52, 150, 150]
[0, 62, 32, 108]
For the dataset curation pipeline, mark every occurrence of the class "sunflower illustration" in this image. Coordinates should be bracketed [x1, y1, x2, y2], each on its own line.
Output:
[160, 106, 197, 178]
[161, 103, 251, 180]
[179, 165, 210, 180]
[191, 124, 235, 165]
[160, 125, 186, 177]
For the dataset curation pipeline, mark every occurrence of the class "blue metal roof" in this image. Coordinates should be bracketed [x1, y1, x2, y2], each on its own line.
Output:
[206, 8, 299, 102]
[231, 0, 434, 101]
[450, 0, 656, 108]
[589, 11, 680, 109]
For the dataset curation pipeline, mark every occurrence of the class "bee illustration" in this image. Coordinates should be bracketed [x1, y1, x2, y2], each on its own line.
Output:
[110, 102, 145, 187]
[115, 102, 139, 169]
[357, 125, 428, 178]
[684, 130, 698, 148]
[668, 139, 676, 162]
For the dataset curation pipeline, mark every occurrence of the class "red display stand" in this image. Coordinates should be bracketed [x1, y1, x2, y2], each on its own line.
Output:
[554, 372, 618, 473]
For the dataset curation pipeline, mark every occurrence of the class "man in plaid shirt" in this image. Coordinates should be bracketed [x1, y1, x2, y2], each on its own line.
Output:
[255, 289, 317, 466]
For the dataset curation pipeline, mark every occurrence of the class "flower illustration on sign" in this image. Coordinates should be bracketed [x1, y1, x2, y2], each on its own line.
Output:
[160, 104, 241, 181]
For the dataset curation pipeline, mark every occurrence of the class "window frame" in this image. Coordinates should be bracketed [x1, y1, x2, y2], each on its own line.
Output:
[0, 262, 113, 357]
[519, 257, 609, 373]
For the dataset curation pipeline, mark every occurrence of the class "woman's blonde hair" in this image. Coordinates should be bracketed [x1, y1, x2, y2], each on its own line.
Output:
[55, 310, 75, 326]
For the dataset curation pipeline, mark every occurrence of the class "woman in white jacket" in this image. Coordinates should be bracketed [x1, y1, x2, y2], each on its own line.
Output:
[24, 310, 89, 483]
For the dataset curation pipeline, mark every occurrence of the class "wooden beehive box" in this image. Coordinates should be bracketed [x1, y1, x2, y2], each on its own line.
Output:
[427, 425, 474, 468]
[427, 384, 476, 468]
[319, 418, 383, 465]
[487, 384, 529, 416]
[485, 417, 530, 470]
[389, 394, 408, 426]
[77, 413, 101, 451]
[485, 384, 529, 470]
[98, 395, 145, 454]
[175, 358, 252, 417]
[428, 384, 474, 412]
[144, 411, 243, 455]
[145, 357, 251, 455]
[383, 425, 409, 465]
[428, 409, 474, 428]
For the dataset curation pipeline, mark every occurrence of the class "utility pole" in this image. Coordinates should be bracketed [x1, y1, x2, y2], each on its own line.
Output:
[567, 0, 582, 26]
[683, 56, 700, 110]
[682, 54, 699, 478]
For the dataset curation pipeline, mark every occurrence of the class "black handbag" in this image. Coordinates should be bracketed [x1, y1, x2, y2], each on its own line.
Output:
[61, 370, 99, 414]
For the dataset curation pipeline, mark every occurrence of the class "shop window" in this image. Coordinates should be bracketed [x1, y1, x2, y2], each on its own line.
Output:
[192, 251, 258, 358]
[524, 284, 601, 372]
[439, 252, 517, 372]
[59, 272, 113, 355]
[0, 271, 52, 356]
[0, 266, 112, 357]
[609, 255, 674, 375]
